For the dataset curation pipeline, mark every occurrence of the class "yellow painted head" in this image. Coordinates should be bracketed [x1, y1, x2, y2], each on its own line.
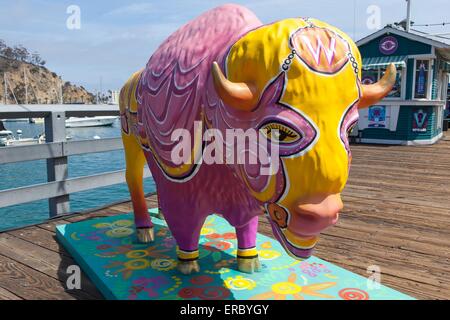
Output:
[212, 17, 396, 259]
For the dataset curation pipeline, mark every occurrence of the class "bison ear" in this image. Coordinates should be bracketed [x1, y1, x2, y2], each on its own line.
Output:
[358, 63, 397, 109]
[211, 61, 259, 111]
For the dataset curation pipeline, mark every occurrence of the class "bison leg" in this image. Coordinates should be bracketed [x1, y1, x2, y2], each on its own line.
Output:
[122, 132, 154, 243]
[162, 213, 204, 275]
[176, 248, 201, 275]
[235, 216, 261, 273]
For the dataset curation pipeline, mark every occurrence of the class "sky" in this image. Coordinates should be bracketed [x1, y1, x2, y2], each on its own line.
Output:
[0, 0, 449, 93]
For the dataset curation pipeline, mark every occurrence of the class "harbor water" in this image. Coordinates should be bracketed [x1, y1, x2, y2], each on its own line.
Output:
[0, 120, 156, 231]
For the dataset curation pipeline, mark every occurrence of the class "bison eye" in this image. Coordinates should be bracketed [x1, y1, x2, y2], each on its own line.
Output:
[260, 122, 301, 144]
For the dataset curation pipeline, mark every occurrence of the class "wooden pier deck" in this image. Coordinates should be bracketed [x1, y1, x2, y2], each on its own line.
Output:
[0, 134, 449, 300]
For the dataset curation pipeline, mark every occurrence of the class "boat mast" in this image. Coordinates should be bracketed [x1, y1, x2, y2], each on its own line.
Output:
[99, 76, 103, 104]
[24, 67, 28, 105]
[3, 73, 7, 105]
[59, 81, 63, 104]
[406, 0, 412, 32]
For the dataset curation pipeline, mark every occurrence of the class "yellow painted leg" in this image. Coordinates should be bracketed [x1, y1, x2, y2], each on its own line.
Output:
[122, 132, 154, 241]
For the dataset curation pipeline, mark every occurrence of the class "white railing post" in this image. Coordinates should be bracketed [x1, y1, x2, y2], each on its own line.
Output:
[44, 111, 70, 217]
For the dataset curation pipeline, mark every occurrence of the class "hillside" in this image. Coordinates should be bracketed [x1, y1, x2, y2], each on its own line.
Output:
[0, 56, 95, 104]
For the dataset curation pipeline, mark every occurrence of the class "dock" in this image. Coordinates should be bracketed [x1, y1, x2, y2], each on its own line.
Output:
[0, 134, 449, 300]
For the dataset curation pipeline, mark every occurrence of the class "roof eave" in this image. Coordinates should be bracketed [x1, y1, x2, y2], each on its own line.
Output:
[356, 26, 450, 49]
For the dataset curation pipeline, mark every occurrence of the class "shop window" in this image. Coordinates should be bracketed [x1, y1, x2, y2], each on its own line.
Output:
[414, 60, 429, 99]
[362, 65, 403, 98]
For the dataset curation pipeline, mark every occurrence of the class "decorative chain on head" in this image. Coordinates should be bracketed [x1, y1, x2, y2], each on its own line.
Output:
[281, 50, 297, 72]
[347, 52, 359, 75]
[281, 18, 315, 73]
[302, 17, 315, 28]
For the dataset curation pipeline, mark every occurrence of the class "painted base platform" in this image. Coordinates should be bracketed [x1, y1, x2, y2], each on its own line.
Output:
[56, 209, 413, 300]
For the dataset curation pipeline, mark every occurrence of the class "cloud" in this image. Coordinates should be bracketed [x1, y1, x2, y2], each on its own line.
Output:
[104, 3, 156, 17]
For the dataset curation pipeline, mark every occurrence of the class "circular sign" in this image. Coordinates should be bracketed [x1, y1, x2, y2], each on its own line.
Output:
[379, 36, 398, 55]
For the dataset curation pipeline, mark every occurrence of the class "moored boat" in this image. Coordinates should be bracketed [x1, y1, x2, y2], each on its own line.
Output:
[65, 116, 118, 128]
[0, 130, 46, 146]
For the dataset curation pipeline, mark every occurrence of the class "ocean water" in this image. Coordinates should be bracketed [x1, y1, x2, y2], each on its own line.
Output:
[0, 120, 156, 231]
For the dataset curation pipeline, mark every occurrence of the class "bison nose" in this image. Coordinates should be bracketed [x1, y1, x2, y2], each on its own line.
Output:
[289, 194, 343, 237]
[296, 193, 343, 221]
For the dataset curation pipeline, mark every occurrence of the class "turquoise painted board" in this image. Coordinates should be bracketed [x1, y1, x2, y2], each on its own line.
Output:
[56, 209, 413, 300]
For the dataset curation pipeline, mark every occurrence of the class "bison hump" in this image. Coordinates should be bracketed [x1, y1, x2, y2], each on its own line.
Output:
[135, 4, 262, 176]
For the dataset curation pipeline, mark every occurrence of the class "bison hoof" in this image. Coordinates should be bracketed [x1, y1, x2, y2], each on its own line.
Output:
[237, 257, 262, 274]
[177, 260, 200, 275]
[136, 227, 154, 243]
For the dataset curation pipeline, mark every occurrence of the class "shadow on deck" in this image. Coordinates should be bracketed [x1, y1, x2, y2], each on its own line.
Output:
[0, 134, 449, 300]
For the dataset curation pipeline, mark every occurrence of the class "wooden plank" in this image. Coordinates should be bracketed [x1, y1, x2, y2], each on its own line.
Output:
[37, 219, 72, 233]
[0, 254, 95, 300]
[7, 225, 69, 255]
[0, 286, 23, 300]
[63, 208, 124, 223]
[0, 233, 102, 299]
[343, 185, 449, 210]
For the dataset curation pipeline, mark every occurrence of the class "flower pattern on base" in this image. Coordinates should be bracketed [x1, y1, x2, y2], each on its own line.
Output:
[250, 273, 336, 300]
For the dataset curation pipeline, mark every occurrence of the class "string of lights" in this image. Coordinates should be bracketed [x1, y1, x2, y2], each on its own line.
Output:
[413, 22, 450, 27]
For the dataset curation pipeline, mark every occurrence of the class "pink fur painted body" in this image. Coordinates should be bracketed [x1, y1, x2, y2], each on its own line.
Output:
[135, 5, 264, 251]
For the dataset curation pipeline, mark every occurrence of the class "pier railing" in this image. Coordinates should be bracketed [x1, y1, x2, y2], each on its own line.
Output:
[0, 104, 151, 218]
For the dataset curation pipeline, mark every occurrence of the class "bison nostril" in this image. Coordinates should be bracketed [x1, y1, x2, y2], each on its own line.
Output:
[274, 210, 282, 220]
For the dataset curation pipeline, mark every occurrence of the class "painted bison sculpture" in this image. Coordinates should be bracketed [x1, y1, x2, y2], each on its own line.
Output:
[119, 4, 395, 274]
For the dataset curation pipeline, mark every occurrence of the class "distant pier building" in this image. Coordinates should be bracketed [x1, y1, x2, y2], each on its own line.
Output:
[356, 25, 450, 145]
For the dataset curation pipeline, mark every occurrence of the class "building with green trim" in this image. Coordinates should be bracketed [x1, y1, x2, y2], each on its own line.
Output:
[355, 25, 450, 145]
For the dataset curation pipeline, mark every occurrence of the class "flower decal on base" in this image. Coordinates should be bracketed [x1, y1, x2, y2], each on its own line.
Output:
[250, 273, 336, 300]
[338, 288, 369, 300]
[224, 275, 257, 291]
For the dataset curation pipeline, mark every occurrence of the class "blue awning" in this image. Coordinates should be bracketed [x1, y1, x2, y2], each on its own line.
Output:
[362, 55, 408, 69]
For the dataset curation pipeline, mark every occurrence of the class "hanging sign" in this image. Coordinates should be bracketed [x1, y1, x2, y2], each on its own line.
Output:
[412, 108, 428, 132]
[379, 36, 398, 55]
[368, 106, 386, 128]
[416, 62, 426, 96]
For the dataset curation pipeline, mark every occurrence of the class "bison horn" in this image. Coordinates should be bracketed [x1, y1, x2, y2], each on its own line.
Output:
[211, 61, 258, 111]
[358, 63, 397, 109]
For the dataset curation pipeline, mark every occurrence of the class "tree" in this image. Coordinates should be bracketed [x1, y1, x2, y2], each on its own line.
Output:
[13, 45, 30, 62]
[0, 39, 6, 55]
[30, 51, 41, 65]
[30, 51, 45, 66]
[2, 47, 14, 60]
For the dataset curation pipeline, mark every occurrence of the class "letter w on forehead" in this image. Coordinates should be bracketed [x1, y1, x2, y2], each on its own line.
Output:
[291, 27, 350, 74]
[301, 35, 336, 66]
